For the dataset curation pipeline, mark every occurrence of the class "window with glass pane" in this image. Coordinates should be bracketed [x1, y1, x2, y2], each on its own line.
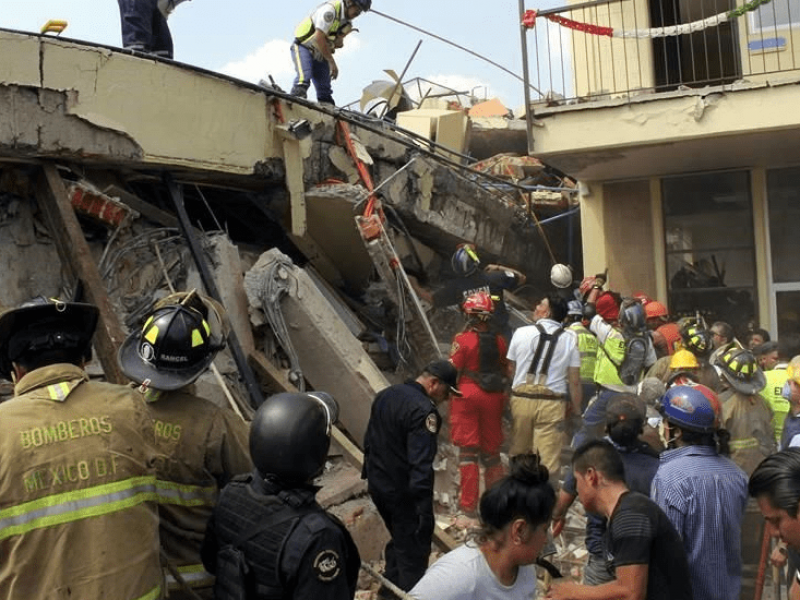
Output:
[752, 0, 798, 29]
[662, 171, 756, 329]
[767, 166, 800, 283]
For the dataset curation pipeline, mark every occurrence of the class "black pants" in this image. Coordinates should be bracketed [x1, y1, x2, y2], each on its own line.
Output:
[370, 490, 432, 592]
[117, 0, 173, 58]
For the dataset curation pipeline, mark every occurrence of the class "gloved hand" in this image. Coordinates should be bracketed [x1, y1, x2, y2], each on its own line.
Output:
[415, 511, 434, 540]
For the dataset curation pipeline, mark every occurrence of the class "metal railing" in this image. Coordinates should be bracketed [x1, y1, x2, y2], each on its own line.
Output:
[528, 0, 800, 105]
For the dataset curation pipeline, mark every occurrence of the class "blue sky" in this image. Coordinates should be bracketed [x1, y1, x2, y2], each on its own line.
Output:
[4, 0, 563, 109]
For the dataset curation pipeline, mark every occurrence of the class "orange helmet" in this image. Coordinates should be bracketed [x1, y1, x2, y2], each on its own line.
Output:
[462, 291, 494, 320]
[645, 301, 668, 319]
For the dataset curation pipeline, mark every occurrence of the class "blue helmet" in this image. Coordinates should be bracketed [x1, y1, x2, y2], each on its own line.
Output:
[658, 383, 718, 434]
[619, 299, 646, 332]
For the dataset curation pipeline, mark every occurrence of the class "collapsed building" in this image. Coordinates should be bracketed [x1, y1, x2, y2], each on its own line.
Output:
[0, 26, 582, 580]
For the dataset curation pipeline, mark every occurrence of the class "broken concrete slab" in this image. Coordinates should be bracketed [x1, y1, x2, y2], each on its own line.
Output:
[244, 248, 388, 443]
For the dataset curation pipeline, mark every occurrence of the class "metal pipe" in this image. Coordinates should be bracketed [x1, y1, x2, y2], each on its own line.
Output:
[378, 39, 422, 119]
[165, 174, 266, 409]
[519, 0, 535, 154]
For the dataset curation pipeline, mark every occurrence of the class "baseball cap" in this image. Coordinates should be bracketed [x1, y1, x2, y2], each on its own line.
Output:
[424, 360, 462, 396]
[567, 300, 583, 317]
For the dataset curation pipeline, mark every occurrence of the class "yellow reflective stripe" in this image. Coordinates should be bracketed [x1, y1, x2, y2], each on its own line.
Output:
[165, 563, 215, 589]
[0, 476, 157, 541]
[133, 585, 163, 600]
[144, 324, 159, 344]
[729, 437, 759, 450]
[156, 480, 217, 507]
[191, 329, 203, 347]
[202, 319, 210, 336]
[46, 382, 72, 401]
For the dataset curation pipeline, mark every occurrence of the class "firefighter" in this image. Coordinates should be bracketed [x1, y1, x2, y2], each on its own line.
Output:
[203, 392, 360, 600]
[718, 347, 776, 475]
[118, 290, 252, 599]
[449, 291, 510, 521]
[117, 0, 188, 58]
[0, 297, 162, 600]
[290, 0, 371, 104]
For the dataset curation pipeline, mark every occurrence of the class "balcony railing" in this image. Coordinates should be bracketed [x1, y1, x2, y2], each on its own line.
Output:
[527, 0, 800, 105]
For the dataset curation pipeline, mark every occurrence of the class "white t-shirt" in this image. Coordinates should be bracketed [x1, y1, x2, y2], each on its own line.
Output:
[410, 543, 539, 600]
[310, 2, 342, 34]
[507, 319, 580, 393]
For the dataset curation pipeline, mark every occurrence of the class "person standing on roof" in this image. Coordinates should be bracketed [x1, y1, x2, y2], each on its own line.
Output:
[429, 243, 526, 342]
[651, 383, 747, 600]
[203, 392, 360, 600]
[0, 297, 162, 600]
[507, 294, 581, 480]
[118, 290, 252, 599]
[117, 0, 188, 58]
[449, 292, 511, 522]
[362, 360, 460, 593]
[290, 0, 370, 105]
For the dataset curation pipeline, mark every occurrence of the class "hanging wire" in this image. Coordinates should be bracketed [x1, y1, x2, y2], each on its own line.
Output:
[370, 9, 546, 97]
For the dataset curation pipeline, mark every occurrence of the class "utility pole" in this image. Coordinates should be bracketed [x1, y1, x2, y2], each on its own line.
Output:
[519, 0, 535, 155]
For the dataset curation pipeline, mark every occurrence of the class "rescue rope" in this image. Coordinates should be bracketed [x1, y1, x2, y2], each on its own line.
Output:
[522, 0, 773, 38]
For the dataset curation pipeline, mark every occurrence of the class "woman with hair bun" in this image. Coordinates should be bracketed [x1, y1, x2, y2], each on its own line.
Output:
[410, 453, 555, 600]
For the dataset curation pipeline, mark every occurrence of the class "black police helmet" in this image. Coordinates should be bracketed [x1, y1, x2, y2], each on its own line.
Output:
[0, 297, 98, 379]
[117, 301, 224, 391]
[249, 392, 338, 484]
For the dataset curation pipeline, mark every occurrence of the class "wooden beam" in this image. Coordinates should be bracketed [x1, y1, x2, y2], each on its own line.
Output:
[102, 184, 180, 228]
[36, 164, 127, 383]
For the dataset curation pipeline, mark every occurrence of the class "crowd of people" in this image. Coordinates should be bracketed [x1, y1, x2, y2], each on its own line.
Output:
[366, 246, 800, 600]
[7, 244, 800, 600]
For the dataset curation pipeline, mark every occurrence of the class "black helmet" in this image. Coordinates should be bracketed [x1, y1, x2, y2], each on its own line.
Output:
[0, 297, 98, 379]
[249, 392, 338, 483]
[351, 0, 371, 11]
[682, 325, 713, 359]
[451, 245, 480, 277]
[117, 291, 226, 391]
[717, 347, 766, 395]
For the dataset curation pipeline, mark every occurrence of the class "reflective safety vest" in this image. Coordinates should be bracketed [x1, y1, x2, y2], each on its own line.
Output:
[763, 366, 790, 443]
[568, 322, 597, 384]
[295, 0, 346, 45]
[0, 363, 162, 600]
[141, 387, 252, 593]
[593, 329, 628, 389]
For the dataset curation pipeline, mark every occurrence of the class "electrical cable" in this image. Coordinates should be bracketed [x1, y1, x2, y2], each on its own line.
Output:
[370, 9, 545, 97]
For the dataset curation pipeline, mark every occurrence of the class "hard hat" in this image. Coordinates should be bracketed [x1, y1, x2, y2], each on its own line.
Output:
[682, 326, 713, 359]
[787, 356, 800, 385]
[658, 383, 718, 434]
[669, 349, 699, 371]
[644, 301, 668, 319]
[717, 347, 766, 395]
[595, 292, 620, 322]
[249, 392, 338, 483]
[451, 245, 480, 276]
[567, 300, 584, 317]
[461, 291, 494, 320]
[117, 293, 226, 391]
[618, 298, 646, 331]
[606, 395, 646, 427]
[0, 297, 98, 379]
[550, 264, 573, 289]
[350, 0, 371, 10]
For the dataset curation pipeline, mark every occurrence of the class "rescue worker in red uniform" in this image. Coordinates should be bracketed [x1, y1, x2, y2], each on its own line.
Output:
[203, 391, 360, 600]
[0, 297, 162, 600]
[448, 291, 511, 518]
[118, 290, 252, 599]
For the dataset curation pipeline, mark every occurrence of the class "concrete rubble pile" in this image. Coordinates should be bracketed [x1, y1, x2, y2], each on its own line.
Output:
[0, 27, 585, 593]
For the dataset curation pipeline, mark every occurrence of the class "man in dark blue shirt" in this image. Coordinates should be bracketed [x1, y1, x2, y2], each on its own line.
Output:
[362, 360, 460, 593]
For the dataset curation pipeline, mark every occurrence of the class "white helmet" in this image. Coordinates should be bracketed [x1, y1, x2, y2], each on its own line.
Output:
[550, 264, 573, 289]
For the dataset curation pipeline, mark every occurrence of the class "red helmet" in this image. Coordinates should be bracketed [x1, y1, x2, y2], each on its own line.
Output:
[462, 291, 494, 319]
